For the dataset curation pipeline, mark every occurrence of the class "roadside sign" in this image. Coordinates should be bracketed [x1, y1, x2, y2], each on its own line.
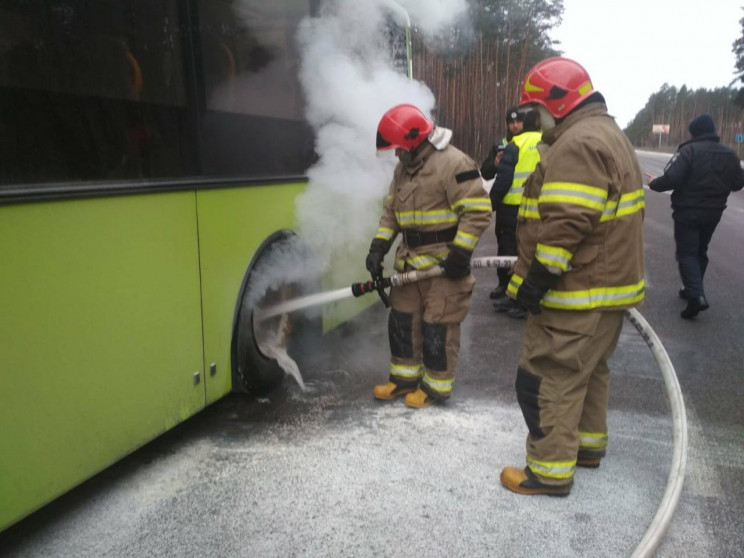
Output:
[735, 133, 744, 144]
[652, 124, 670, 134]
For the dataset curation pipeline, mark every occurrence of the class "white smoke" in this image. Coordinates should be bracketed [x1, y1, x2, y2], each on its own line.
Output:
[296, 0, 470, 273]
[395, 0, 469, 34]
[234, 0, 471, 391]
[242, 236, 322, 310]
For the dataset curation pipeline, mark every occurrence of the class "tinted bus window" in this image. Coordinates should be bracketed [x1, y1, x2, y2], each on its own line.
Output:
[0, 1, 197, 185]
[197, 0, 316, 178]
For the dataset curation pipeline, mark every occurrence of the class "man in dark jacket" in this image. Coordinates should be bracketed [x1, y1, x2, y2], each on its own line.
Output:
[646, 114, 744, 319]
[481, 106, 524, 182]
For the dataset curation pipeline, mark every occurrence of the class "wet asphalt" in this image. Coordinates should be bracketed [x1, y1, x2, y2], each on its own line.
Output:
[1, 151, 743, 557]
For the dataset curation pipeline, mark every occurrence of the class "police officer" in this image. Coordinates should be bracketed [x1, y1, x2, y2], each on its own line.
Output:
[490, 109, 542, 319]
[499, 58, 645, 496]
[646, 114, 744, 319]
[481, 107, 525, 302]
[366, 104, 492, 409]
[481, 106, 525, 182]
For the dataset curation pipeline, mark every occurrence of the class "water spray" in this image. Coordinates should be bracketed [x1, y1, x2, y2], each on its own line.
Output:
[255, 256, 518, 321]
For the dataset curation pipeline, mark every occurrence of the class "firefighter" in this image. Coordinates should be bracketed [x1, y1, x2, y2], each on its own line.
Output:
[490, 109, 542, 318]
[499, 58, 645, 495]
[366, 104, 492, 409]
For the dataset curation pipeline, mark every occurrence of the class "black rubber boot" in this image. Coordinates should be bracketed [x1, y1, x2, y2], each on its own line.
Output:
[506, 305, 527, 319]
[494, 298, 518, 312]
[489, 286, 506, 299]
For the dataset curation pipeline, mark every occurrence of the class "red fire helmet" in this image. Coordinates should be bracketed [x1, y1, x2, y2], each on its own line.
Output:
[519, 57, 595, 119]
[376, 104, 433, 152]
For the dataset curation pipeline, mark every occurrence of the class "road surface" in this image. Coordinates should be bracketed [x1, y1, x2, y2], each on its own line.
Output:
[1, 150, 742, 558]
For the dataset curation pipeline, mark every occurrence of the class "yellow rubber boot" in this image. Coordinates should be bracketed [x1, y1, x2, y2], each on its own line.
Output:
[373, 382, 415, 401]
[404, 388, 435, 409]
[500, 467, 572, 497]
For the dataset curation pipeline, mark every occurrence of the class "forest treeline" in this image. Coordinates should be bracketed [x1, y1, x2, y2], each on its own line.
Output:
[411, 0, 563, 160]
[411, 0, 744, 159]
[624, 85, 742, 153]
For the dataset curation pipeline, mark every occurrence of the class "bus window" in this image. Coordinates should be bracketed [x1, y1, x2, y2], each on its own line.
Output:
[197, 0, 316, 178]
[0, 0, 196, 185]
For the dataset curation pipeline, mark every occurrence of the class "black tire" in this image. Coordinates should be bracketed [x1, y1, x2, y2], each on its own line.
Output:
[231, 231, 321, 395]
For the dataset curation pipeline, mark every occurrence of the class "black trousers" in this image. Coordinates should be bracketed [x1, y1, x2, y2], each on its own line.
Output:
[673, 210, 722, 299]
[494, 203, 519, 288]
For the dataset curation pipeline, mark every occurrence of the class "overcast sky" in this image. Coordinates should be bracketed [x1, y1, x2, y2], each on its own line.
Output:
[552, 0, 743, 129]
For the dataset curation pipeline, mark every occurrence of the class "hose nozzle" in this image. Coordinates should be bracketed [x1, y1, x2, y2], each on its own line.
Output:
[351, 276, 391, 307]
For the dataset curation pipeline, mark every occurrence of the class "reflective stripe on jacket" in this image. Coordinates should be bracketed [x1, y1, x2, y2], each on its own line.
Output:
[507, 103, 645, 311]
[502, 131, 541, 206]
[373, 134, 492, 272]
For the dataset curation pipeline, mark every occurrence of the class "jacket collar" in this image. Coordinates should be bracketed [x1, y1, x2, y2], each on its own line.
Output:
[542, 102, 609, 145]
[428, 126, 452, 150]
[402, 141, 437, 174]
[679, 133, 720, 148]
[399, 126, 452, 175]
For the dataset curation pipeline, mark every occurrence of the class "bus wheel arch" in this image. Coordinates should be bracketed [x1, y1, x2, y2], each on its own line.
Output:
[230, 229, 320, 395]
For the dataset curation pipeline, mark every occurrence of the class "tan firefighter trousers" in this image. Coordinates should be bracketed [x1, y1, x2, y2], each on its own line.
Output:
[516, 308, 625, 486]
[386, 273, 475, 400]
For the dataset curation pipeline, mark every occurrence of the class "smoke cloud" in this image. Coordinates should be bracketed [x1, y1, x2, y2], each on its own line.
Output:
[239, 0, 471, 315]
[242, 236, 323, 311]
[237, 0, 471, 391]
[395, 0, 469, 35]
[295, 0, 469, 273]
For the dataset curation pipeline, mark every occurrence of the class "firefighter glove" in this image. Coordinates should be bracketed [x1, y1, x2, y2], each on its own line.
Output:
[441, 246, 472, 278]
[516, 259, 560, 315]
[366, 239, 389, 281]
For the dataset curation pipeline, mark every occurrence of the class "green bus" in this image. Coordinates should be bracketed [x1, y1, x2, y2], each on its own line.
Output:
[0, 0, 410, 531]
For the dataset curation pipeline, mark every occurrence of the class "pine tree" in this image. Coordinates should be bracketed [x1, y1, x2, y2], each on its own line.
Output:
[731, 7, 744, 108]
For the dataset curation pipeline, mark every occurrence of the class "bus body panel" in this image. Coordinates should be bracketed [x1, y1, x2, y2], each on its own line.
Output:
[0, 192, 205, 530]
[0, 0, 412, 533]
[196, 183, 305, 404]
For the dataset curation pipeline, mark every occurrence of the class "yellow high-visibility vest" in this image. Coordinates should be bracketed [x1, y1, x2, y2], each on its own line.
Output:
[502, 131, 541, 206]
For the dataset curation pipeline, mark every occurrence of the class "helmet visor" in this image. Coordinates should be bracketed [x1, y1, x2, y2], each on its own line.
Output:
[376, 130, 393, 150]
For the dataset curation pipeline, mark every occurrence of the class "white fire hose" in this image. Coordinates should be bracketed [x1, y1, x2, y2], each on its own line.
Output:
[625, 308, 688, 558]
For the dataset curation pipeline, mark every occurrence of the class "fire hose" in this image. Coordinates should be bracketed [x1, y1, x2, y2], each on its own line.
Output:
[257, 255, 686, 555]
[350, 255, 518, 303]
[625, 308, 687, 558]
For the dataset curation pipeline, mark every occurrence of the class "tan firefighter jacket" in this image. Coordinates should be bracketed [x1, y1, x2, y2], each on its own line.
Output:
[373, 128, 492, 272]
[507, 103, 645, 311]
